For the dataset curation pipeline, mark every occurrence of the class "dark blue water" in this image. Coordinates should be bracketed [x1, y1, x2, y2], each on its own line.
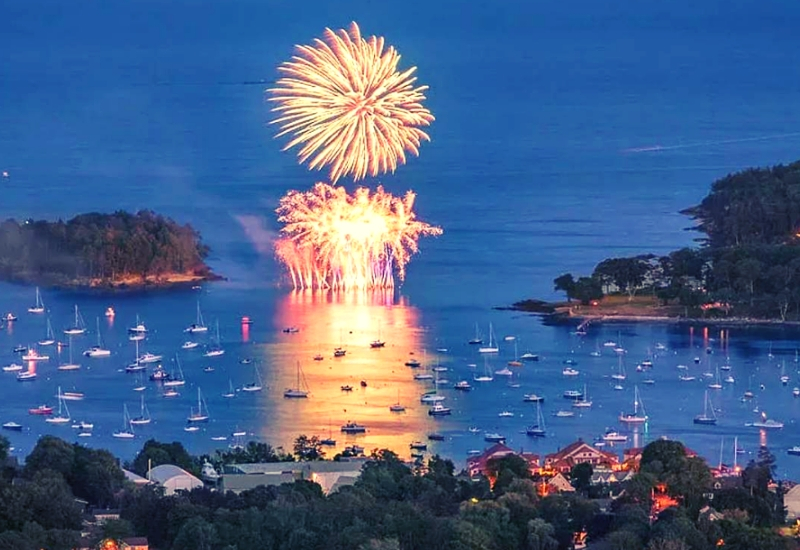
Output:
[2, 0, 800, 475]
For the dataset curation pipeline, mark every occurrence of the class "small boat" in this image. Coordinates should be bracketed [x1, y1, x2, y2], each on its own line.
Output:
[28, 287, 45, 314]
[240, 358, 252, 364]
[478, 323, 499, 353]
[334, 348, 347, 357]
[13, 345, 27, 353]
[4, 313, 18, 322]
[563, 390, 583, 400]
[642, 378, 656, 385]
[788, 447, 800, 456]
[127, 321, 148, 334]
[520, 353, 539, 361]
[793, 387, 800, 398]
[283, 327, 300, 333]
[22, 349, 49, 361]
[62, 392, 84, 401]
[211, 436, 228, 442]
[428, 403, 452, 416]
[404, 359, 421, 367]
[129, 395, 152, 426]
[679, 375, 696, 382]
[184, 425, 200, 432]
[83, 318, 111, 357]
[16, 371, 36, 381]
[743, 390, 755, 399]
[720, 364, 731, 371]
[563, 359, 578, 366]
[413, 372, 434, 380]
[746, 412, 783, 429]
[655, 343, 667, 351]
[724, 376, 735, 384]
[619, 386, 648, 424]
[149, 368, 168, 381]
[603, 341, 617, 348]
[495, 367, 513, 377]
[484, 433, 505, 443]
[313, 354, 324, 361]
[320, 437, 336, 446]
[71, 421, 93, 430]
[187, 388, 210, 422]
[341, 422, 366, 434]
[341, 385, 353, 392]
[105, 307, 115, 317]
[2, 363, 23, 372]
[454, 380, 472, 391]
[137, 353, 163, 364]
[498, 411, 514, 418]
[29, 405, 53, 415]
[523, 394, 544, 403]
[602, 431, 628, 443]
[420, 392, 445, 403]
[2, 421, 22, 431]
[370, 339, 385, 348]
[554, 410, 575, 418]
[163, 388, 179, 398]
[181, 341, 199, 350]
[410, 441, 428, 451]
[129, 333, 145, 342]
[222, 380, 236, 399]
[390, 403, 406, 412]
[46, 388, 71, 424]
[241, 316, 253, 325]
[428, 433, 445, 441]
[562, 367, 579, 376]
[203, 366, 214, 373]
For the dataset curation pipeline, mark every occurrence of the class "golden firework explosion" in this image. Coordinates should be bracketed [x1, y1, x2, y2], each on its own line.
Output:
[275, 183, 442, 289]
[269, 22, 434, 182]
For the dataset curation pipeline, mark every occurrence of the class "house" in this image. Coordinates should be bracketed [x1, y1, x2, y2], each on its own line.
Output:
[785, 485, 800, 520]
[543, 440, 618, 474]
[544, 472, 576, 494]
[220, 459, 366, 494]
[465, 443, 540, 478]
[122, 537, 149, 550]
[90, 509, 120, 524]
[74, 537, 149, 550]
[591, 468, 635, 485]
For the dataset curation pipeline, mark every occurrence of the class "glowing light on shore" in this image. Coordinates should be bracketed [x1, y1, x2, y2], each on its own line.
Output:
[275, 182, 442, 289]
[269, 22, 434, 182]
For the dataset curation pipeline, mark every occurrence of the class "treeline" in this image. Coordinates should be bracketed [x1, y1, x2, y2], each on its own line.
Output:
[0, 210, 212, 286]
[0, 435, 792, 550]
[554, 161, 800, 320]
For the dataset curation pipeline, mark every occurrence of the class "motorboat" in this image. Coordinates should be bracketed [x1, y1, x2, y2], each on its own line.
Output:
[562, 367, 579, 376]
[788, 447, 800, 456]
[520, 353, 539, 361]
[341, 385, 353, 392]
[21, 349, 49, 361]
[16, 371, 37, 381]
[420, 392, 445, 404]
[484, 433, 505, 443]
[554, 410, 575, 418]
[454, 380, 472, 391]
[128, 323, 148, 334]
[28, 405, 53, 415]
[4, 313, 17, 322]
[389, 403, 406, 412]
[283, 327, 300, 333]
[84, 346, 111, 358]
[428, 403, 452, 416]
[602, 431, 628, 443]
[334, 348, 347, 357]
[498, 411, 514, 417]
[563, 390, 583, 400]
[495, 367, 513, 377]
[181, 341, 199, 350]
[340, 422, 366, 434]
[12, 345, 27, 353]
[428, 433, 445, 441]
[2, 363, 23, 372]
[523, 394, 544, 402]
[404, 359, 421, 367]
[410, 441, 428, 451]
[2, 422, 22, 431]
[241, 316, 253, 325]
[62, 392, 84, 401]
[71, 421, 94, 430]
[138, 353, 163, 364]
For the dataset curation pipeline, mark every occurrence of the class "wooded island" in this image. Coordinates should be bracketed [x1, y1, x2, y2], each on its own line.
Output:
[0, 210, 218, 289]
[517, 160, 800, 323]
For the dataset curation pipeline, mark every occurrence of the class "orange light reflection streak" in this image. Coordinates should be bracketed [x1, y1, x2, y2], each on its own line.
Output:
[265, 290, 437, 459]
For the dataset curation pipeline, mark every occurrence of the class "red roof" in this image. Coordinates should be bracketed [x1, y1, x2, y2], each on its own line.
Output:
[545, 439, 618, 464]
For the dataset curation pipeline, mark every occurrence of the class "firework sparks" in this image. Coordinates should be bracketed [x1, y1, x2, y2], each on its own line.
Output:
[275, 182, 442, 289]
[269, 22, 434, 183]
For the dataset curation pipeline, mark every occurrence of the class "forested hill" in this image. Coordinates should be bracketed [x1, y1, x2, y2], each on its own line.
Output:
[0, 210, 217, 288]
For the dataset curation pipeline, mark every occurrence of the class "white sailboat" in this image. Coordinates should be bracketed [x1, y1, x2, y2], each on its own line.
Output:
[113, 405, 135, 438]
[478, 323, 499, 353]
[204, 320, 224, 357]
[473, 356, 494, 382]
[708, 366, 723, 390]
[619, 385, 648, 423]
[27, 287, 45, 314]
[370, 321, 385, 348]
[694, 390, 717, 425]
[58, 335, 81, 371]
[84, 317, 111, 357]
[468, 322, 483, 345]
[125, 338, 146, 372]
[64, 305, 87, 335]
[241, 364, 263, 392]
[129, 395, 152, 425]
[573, 384, 593, 408]
[185, 301, 208, 333]
[187, 388, 210, 422]
[222, 379, 236, 398]
[611, 355, 627, 381]
[132, 373, 146, 392]
[508, 341, 522, 367]
[39, 318, 56, 346]
[128, 315, 148, 335]
[45, 387, 71, 424]
[284, 361, 309, 398]
[162, 355, 186, 387]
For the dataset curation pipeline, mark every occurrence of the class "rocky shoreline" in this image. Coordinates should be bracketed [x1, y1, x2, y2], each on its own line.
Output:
[1, 270, 224, 293]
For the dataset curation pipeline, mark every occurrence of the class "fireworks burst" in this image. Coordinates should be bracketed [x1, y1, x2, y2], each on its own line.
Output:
[275, 182, 442, 289]
[269, 22, 434, 183]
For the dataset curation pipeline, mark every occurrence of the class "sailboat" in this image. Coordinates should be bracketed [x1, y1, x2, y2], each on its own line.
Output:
[64, 305, 87, 335]
[619, 385, 648, 423]
[185, 301, 208, 333]
[128, 315, 148, 335]
[132, 373, 146, 392]
[222, 379, 236, 398]
[39, 318, 56, 346]
[45, 387, 71, 423]
[187, 388, 210, 422]
[473, 356, 494, 382]
[370, 322, 385, 348]
[130, 395, 152, 425]
[27, 287, 45, 314]
[611, 355, 627, 381]
[84, 317, 111, 357]
[125, 338, 146, 372]
[526, 401, 546, 437]
[284, 361, 310, 398]
[241, 364, 263, 392]
[478, 323, 499, 353]
[694, 390, 717, 425]
[389, 389, 406, 412]
[58, 335, 81, 371]
[113, 405, 135, 438]
[162, 356, 186, 387]
[781, 361, 790, 385]
[573, 384, 593, 408]
[204, 320, 225, 357]
[708, 366, 723, 390]
[508, 341, 523, 367]
[468, 323, 483, 345]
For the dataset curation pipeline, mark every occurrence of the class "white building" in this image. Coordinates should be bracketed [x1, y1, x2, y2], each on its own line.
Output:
[147, 464, 203, 495]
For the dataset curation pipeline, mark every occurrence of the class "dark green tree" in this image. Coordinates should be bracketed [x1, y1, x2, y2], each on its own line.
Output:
[553, 273, 576, 300]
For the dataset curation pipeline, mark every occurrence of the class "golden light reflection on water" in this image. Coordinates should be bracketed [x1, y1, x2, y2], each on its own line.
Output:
[264, 289, 437, 458]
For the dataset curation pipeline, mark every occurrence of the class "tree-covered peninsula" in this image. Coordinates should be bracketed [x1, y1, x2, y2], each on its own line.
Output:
[525, 160, 800, 323]
[0, 210, 217, 289]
